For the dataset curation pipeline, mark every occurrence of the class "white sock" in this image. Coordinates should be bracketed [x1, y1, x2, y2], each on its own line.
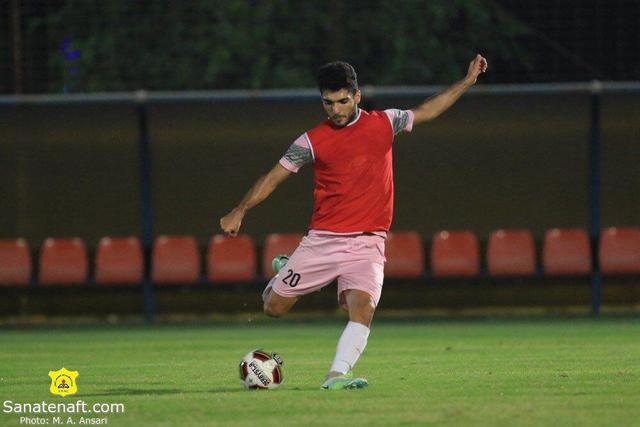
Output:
[262, 277, 276, 302]
[329, 321, 370, 375]
[261, 282, 273, 302]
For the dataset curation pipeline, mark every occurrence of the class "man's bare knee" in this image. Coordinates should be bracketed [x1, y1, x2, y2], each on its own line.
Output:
[345, 290, 376, 326]
[263, 292, 297, 318]
[263, 302, 286, 318]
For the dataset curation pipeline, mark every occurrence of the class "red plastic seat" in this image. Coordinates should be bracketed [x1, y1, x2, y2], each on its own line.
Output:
[39, 238, 88, 285]
[543, 228, 591, 276]
[0, 239, 31, 285]
[151, 235, 200, 284]
[599, 227, 640, 274]
[262, 233, 304, 277]
[384, 231, 425, 278]
[95, 237, 143, 285]
[487, 229, 536, 276]
[207, 234, 256, 282]
[430, 230, 479, 278]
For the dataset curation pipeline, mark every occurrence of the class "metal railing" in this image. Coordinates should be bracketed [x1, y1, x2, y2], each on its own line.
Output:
[2, 81, 639, 321]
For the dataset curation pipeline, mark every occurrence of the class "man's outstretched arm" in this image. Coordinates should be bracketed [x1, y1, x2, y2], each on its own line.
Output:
[412, 54, 488, 125]
[220, 163, 292, 236]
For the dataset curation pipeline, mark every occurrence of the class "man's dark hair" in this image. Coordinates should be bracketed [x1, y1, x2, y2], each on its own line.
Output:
[317, 61, 358, 94]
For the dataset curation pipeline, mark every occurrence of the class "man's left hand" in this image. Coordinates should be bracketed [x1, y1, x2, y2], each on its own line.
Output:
[464, 54, 488, 86]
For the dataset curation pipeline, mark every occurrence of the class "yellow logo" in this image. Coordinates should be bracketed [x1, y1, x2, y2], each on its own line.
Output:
[48, 368, 79, 397]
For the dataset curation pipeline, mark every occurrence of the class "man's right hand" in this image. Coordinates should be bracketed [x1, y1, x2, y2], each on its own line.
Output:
[218, 163, 292, 237]
[220, 208, 245, 236]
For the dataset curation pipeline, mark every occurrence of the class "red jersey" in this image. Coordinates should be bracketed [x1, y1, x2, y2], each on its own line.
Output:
[279, 108, 414, 233]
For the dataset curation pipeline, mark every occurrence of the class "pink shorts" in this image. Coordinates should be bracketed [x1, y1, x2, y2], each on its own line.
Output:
[265, 231, 386, 310]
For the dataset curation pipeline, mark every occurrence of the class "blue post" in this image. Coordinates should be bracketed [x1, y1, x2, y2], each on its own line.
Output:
[136, 92, 155, 323]
[589, 81, 602, 316]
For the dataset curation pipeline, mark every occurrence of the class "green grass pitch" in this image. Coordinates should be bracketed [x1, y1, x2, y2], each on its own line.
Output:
[0, 318, 638, 426]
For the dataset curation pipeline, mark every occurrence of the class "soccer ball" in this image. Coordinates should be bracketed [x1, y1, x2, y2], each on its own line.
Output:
[239, 349, 284, 389]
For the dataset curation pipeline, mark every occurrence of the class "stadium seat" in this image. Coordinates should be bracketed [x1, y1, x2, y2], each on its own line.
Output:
[207, 234, 256, 282]
[0, 238, 31, 285]
[599, 227, 640, 274]
[262, 233, 304, 277]
[384, 231, 425, 278]
[487, 229, 536, 276]
[95, 237, 143, 285]
[542, 228, 591, 276]
[430, 230, 480, 278]
[151, 235, 200, 284]
[39, 238, 88, 285]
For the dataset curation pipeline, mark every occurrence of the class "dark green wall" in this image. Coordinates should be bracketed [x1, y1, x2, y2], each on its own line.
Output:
[601, 94, 640, 227]
[1, 93, 638, 249]
[1, 104, 141, 245]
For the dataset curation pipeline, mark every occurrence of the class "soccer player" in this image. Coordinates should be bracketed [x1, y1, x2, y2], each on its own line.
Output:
[220, 54, 488, 389]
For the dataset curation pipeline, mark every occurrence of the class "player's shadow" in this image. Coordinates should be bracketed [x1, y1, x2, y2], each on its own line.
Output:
[80, 387, 246, 397]
[81, 386, 318, 397]
[205, 387, 262, 393]
[207, 386, 318, 393]
[79, 388, 182, 397]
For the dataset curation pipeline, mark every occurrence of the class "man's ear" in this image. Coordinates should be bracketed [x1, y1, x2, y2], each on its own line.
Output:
[354, 89, 362, 105]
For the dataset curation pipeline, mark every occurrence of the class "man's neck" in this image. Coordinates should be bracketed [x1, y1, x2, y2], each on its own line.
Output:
[346, 106, 360, 126]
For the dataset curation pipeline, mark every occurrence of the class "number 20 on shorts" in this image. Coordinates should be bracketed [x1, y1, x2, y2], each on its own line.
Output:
[282, 269, 301, 287]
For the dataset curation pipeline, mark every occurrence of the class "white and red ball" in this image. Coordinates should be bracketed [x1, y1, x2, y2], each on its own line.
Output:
[239, 349, 284, 389]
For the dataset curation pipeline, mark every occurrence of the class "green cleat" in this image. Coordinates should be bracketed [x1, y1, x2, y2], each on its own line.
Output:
[321, 374, 368, 390]
[271, 255, 290, 273]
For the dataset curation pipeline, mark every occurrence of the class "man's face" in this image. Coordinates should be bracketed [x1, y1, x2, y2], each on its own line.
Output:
[321, 89, 361, 127]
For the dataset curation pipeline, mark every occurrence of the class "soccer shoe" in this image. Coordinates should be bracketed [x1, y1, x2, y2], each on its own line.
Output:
[271, 254, 290, 273]
[321, 374, 368, 390]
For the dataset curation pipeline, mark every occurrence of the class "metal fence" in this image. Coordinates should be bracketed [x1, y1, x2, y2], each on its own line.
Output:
[1, 82, 639, 319]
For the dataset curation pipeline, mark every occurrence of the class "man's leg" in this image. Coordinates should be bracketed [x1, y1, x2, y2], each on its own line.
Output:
[322, 289, 375, 389]
[263, 287, 298, 318]
[262, 234, 332, 318]
[345, 288, 376, 326]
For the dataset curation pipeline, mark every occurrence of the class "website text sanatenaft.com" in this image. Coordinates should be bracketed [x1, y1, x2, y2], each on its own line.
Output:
[3, 401, 125, 414]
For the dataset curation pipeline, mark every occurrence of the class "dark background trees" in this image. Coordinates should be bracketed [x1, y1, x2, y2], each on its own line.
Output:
[2, 0, 638, 93]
